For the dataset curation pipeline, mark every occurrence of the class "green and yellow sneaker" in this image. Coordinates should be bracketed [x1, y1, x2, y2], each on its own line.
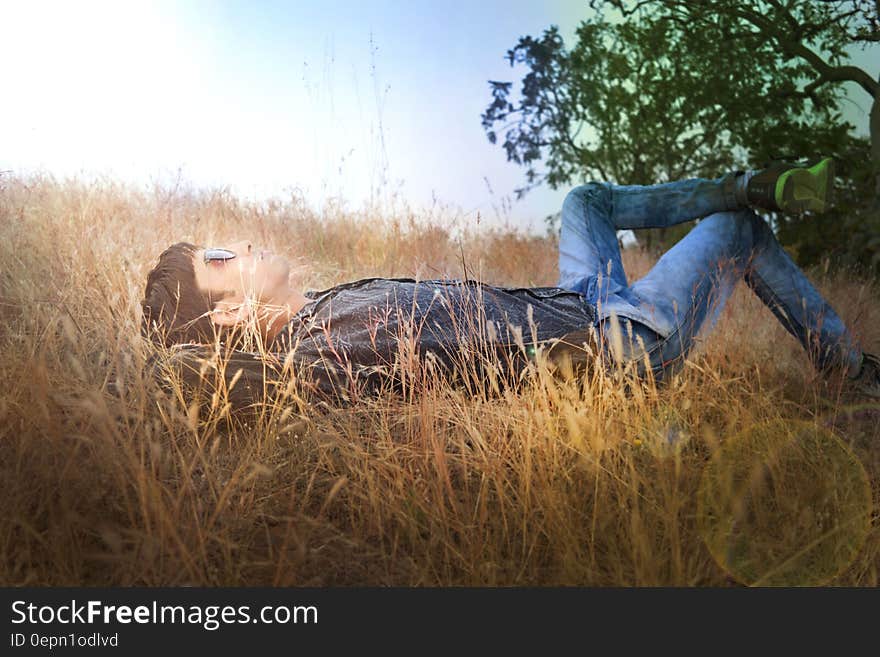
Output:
[747, 156, 836, 214]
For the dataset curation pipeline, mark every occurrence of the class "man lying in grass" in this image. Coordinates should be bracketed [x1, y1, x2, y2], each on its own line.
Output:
[142, 158, 880, 406]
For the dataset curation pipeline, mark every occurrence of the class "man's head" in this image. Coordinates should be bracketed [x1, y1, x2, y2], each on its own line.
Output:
[142, 240, 297, 346]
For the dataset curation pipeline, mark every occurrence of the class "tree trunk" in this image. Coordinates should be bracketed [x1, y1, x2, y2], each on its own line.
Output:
[871, 91, 880, 207]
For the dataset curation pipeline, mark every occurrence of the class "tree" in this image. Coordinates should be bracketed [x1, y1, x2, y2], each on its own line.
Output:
[483, 0, 879, 267]
[601, 0, 880, 272]
[602, 0, 880, 197]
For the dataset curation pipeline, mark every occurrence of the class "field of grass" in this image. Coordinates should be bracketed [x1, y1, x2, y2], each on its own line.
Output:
[1, 173, 878, 586]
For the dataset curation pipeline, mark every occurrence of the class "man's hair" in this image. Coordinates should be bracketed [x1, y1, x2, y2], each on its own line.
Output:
[142, 242, 231, 346]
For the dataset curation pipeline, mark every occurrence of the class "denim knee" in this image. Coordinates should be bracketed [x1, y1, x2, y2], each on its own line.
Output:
[700, 209, 768, 258]
[728, 208, 776, 256]
[745, 209, 775, 251]
[561, 182, 611, 230]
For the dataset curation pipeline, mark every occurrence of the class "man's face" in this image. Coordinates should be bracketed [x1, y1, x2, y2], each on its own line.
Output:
[193, 240, 291, 309]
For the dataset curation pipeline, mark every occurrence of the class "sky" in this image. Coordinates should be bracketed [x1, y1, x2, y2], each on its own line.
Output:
[1, 1, 877, 234]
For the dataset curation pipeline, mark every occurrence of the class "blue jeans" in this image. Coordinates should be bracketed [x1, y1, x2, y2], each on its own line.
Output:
[557, 175, 864, 383]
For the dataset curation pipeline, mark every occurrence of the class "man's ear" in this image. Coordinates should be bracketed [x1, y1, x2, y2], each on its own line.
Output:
[210, 298, 252, 327]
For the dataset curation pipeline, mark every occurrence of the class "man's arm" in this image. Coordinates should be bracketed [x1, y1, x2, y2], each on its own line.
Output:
[149, 344, 288, 412]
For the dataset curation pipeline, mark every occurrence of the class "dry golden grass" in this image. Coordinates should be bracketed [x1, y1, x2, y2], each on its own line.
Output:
[1, 172, 878, 586]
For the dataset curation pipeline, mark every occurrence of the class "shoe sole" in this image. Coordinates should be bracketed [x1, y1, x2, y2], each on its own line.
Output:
[776, 157, 835, 214]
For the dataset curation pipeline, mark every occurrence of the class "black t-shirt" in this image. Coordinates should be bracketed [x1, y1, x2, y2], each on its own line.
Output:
[271, 277, 598, 402]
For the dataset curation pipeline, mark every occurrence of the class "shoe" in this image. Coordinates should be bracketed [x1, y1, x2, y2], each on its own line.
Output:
[747, 156, 835, 214]
[845, 352, 880, 399]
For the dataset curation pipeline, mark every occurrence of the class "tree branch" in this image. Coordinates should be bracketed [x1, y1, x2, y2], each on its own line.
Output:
[675, 0, 880, 99]
[774, 76, 832, 107]
[593, 0, 655, 17]
[674, 110, 729, 179]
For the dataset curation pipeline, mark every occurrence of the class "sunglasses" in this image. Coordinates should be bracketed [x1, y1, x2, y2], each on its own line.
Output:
[203, 248, 237, 264]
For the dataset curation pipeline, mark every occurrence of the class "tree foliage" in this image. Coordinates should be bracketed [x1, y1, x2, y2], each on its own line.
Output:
[483, 0, 880, 271]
